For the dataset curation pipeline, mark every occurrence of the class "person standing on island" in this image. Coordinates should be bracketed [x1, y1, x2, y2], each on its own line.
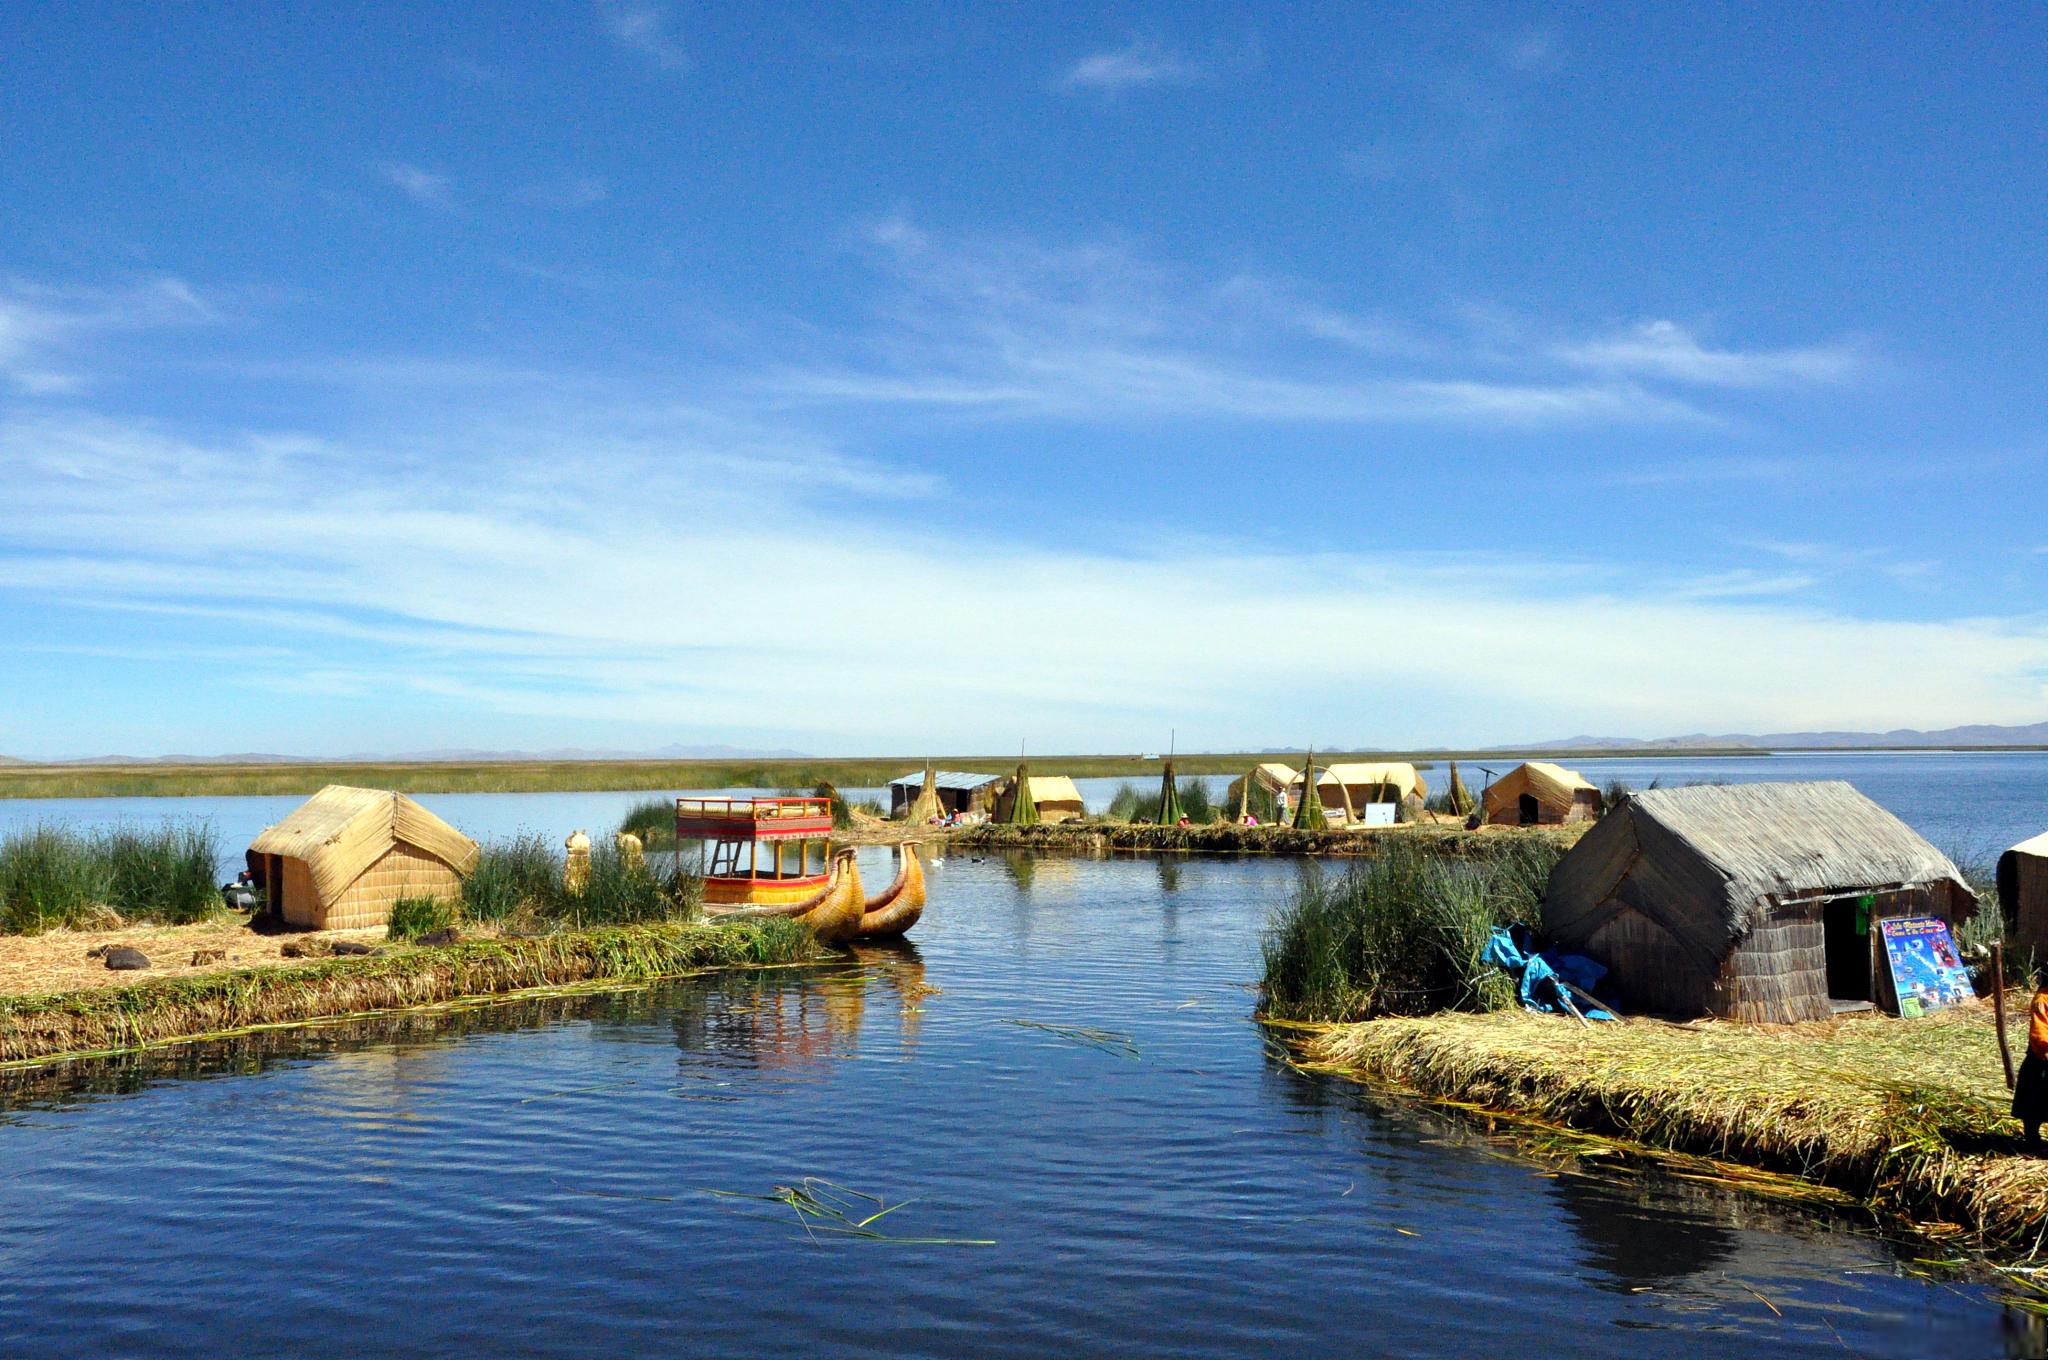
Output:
[2015, 966, 2048, 1151]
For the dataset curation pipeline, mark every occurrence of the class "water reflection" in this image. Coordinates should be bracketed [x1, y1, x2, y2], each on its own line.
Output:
[1546, 1171, 1738, 1292]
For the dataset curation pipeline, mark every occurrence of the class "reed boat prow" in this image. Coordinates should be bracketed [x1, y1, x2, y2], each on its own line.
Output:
[853, 843, 926, 939]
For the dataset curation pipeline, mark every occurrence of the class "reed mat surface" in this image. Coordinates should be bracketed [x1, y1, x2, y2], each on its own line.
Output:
[1304, 1002, 2048, 1259]
[0, 919, 820, 1065]
[0, 918, 385, 996]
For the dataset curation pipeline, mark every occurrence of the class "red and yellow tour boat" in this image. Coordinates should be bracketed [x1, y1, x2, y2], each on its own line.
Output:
[680, 795, 928, 943]
[677, 795, 837, 907]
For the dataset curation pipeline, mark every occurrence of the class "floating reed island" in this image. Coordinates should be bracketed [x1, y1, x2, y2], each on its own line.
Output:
[1259, 781, 2048, 1259]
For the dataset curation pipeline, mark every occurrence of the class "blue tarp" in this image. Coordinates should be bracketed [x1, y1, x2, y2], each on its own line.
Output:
[1483, 925, 1617, 1021]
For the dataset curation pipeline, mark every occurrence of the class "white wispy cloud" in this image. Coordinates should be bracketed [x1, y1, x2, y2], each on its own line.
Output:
[377, 161, 457, 211]
[1556, 319, 1861, 388]
[755, 221, 1760, 427]
[4, 404, 2044, 750]
[0, 278, 212, 394]
[598, 0, 686, 71]
[1061, 40, 1200, 92]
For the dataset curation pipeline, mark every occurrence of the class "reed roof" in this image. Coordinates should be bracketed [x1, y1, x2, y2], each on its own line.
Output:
[1546, 781, 1972, 956]
[1024, 775, 1085, 808]
[1303, 762, 1425, 802]
[248, 785, 479, 905]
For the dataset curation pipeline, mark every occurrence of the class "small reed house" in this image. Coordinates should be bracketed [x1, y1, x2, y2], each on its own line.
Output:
[1543, 781, 1976, 1023]
[1295, 763, 1426, 825]
[1998, 832, 2048, 959]
[887, 770, 1001, 820]
[1483, 761, 1603, 826]
[993, 775, 1087, 824]
[247, 785, 479, 931]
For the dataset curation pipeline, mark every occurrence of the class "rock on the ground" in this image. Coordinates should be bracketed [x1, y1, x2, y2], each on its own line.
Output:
[103, 946, 150, 971]
[329, 940, 380, 957]
[415, 928, 462, 947]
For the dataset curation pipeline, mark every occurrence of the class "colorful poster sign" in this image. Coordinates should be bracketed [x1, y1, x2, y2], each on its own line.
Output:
[1878, 916, 1973, 1017]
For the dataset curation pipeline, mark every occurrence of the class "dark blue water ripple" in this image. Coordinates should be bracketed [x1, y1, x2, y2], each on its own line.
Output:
[0, 846, 2040, 1358]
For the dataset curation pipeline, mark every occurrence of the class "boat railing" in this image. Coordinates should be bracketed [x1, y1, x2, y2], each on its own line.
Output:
[675, 796, 832, 824]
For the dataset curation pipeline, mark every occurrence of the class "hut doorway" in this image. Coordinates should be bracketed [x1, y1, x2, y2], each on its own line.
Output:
[1517, 793, 1539, 826]
[1823, 897, 1872, 1004]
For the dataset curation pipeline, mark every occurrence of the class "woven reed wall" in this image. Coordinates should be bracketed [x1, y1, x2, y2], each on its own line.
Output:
[324, 841, 462, 930]
[275, 840, 461, 930]
[2003, 852, 2048, 959]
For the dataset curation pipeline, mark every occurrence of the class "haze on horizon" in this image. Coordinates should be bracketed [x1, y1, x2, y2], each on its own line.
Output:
[2, 5, 2044, 762]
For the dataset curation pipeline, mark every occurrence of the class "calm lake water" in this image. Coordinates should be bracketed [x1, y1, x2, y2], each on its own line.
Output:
[0, 754, 2045, 1356]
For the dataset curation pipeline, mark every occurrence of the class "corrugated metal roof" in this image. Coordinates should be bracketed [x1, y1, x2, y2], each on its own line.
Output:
[887, 770, 1002, 791]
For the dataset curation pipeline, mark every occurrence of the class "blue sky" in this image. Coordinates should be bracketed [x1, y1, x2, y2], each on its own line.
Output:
[2, 3, 2045, 758]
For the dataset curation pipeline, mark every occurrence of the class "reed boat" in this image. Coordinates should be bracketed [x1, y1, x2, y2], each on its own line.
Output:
[853, 843, 926, 940]
[707, 848, 865, 943]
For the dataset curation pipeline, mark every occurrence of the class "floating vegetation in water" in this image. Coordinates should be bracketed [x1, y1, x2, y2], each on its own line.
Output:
[1001, 1018, 1140, 1059]
[704, 1178, 994, 1246]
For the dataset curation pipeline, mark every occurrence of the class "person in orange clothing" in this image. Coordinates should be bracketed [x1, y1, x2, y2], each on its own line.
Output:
[2015, 966, 2048, 1151]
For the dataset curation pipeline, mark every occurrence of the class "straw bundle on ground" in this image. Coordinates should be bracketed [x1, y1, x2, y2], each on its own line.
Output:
[1293, 754, 1328, 831]
[896, 767, 943, 824]
[1155, 759, 1185, 826]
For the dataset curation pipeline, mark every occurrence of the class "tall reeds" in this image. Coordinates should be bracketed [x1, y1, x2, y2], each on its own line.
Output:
[0, 823, 223, 934]
[1106, 777, 1220, 824]
[454, 834, 702, 933]
[617, 797, 676, 849]
[1259, 839, 1562, 1022]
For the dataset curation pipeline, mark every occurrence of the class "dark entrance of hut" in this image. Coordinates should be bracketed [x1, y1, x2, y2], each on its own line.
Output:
[1823, 895, 1873, 1008]
[1517, 793, 1539, 826]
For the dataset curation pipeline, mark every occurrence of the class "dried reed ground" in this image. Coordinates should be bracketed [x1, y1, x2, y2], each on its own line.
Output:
[1309, 1001, 2048, 1255]
[0, 919, 819, 1064]
[0, 919, 387, 995]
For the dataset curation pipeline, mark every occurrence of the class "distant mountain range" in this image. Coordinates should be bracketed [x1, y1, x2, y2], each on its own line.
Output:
[1519, 721, 2048, 751]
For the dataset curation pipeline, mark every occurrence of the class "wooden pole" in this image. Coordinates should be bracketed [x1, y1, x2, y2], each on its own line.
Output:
[1993, 942, 2017, 1092]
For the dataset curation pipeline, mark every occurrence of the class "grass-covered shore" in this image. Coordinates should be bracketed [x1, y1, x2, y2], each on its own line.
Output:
[0, 750, 1766, 800]
[0, 919, 818, 1065]
[1298, 1005, 2048, 1259]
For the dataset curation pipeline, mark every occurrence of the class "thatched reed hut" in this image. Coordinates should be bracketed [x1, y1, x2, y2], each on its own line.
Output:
[888, 769, 1000, 820]
[247, 785, 479, 931]
[993, 774, 1086, 824]
[1543, 781, 1975, 1023]
[1292, 762, 1426, 825]
[1998, 833, 2048, 960]
[1226, 762, 1298, 810]
[1483, 761, 1602, 826]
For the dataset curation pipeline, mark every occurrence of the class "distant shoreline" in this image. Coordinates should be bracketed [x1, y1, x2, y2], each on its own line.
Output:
[1, 746, 2042, 800]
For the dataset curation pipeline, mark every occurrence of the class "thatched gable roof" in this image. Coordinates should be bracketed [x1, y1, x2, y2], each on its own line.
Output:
[1546, 781, 1972, 958]
[249, 785, 478, 905]
[1482, 761, 1599, 821]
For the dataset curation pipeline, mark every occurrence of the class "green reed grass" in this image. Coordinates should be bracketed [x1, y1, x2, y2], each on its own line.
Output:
[617, 797, 676, 848]
[460, 833, 560, 924]
[387, 895, 458, 941]
[0, 823, 222, 934]
[1106, 777, 1220, 824]
[1259, 838, 1563, 1022]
